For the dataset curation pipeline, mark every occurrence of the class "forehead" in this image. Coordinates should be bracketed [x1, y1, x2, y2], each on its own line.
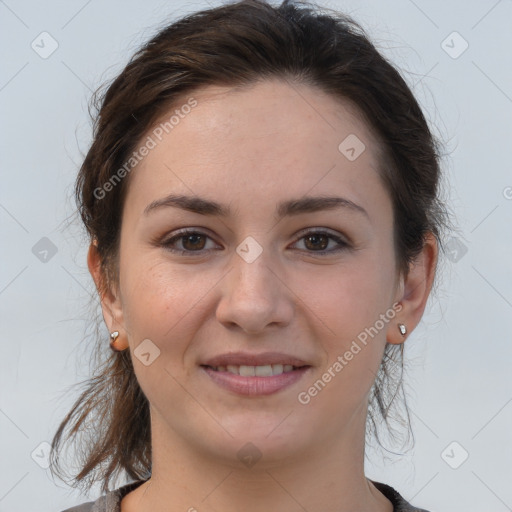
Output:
[158, 78, 379, 153]
[124, 78, 389, 222]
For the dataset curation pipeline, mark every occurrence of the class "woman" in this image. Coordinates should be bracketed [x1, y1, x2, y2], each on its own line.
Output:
[51, 0, 452, 510]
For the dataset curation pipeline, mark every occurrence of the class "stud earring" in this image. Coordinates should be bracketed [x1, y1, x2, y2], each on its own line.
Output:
[109, 331, 125, 352]
[398, 323, 407, 336]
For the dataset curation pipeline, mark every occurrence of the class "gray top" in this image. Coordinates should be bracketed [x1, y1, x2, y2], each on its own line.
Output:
[60, 479, 431, 511]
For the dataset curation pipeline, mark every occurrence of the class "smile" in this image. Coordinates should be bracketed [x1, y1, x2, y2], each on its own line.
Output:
[203, 364, 304, 376]
[200, 365, 311, 396]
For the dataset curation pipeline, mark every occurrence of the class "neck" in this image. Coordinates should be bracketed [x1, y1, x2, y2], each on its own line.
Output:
[121, 403, 393, 512]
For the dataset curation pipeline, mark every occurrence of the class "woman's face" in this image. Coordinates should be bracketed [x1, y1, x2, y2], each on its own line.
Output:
[102, 79, 408, 466]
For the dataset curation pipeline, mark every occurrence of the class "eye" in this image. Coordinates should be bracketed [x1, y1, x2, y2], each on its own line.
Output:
[158, 228, 350, 257]
[292, 229, 350, 256]
[160, 229, 219, 256]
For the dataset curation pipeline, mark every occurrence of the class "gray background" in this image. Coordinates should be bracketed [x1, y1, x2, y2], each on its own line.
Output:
[1, 0, 511, 511]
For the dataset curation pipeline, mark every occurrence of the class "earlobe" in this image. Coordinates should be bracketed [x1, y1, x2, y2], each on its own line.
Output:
[87, 241, 128, 349]
[386, 232, 438, 345]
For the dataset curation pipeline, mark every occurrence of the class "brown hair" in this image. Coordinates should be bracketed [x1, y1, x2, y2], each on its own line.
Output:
[50, 0, 454, 495]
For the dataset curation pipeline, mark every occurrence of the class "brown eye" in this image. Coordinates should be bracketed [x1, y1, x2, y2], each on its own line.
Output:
[181, 233, 207, 251]
[293, 230, 350, 256]
[161, 230, 218, 255]
[159, 228, 349, 257]
[303, 233, 329, 251]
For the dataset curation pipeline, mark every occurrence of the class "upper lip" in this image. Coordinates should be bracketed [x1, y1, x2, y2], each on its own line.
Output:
[201, 351, 311, 367]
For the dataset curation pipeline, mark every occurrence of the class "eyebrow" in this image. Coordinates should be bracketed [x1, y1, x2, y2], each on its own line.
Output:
[143, 193, 369, 220]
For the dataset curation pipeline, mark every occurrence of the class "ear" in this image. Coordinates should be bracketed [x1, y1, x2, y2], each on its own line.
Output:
[87, 240, 129, 350]
[387, 232, 438, 345]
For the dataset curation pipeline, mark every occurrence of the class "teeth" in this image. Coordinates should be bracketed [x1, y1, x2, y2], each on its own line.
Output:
[211, 364, 298, 376]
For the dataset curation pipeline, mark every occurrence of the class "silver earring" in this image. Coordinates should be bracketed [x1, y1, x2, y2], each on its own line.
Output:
[398, 323, 407, 336]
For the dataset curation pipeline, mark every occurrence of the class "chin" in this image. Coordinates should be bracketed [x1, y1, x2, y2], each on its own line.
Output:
[204, 413, 312, 468]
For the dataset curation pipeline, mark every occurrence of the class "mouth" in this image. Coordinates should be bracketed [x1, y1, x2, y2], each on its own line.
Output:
[201, 363, 309, 377]
[199, 363, 312, 396]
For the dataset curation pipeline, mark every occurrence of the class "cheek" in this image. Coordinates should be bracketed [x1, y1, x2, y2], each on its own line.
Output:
[302, 254, 394, 392]
[119, 258, 207, 396]
[308, 257, 391, 338]
[119, 254, 200, 345]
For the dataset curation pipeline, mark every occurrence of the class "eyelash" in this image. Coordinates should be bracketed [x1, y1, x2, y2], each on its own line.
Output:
[159, 228, 350, 257]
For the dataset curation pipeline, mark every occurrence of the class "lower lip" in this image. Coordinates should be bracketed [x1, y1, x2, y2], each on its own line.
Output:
[201, 366, 311, 396]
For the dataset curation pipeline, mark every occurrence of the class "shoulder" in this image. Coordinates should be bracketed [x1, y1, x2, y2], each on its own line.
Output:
[59, 479, 149, 512]
[370, 479, 431, 512]
[60, 502, 94, 512]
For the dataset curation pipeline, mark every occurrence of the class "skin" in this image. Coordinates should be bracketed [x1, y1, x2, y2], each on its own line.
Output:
[88, 78, 437, 512]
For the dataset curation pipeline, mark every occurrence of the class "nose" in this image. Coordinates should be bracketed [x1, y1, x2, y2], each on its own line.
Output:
[215, 247, 294, 334]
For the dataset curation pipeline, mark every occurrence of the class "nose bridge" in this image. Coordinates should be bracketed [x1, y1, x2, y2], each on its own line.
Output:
[232, 234, 277, 303]
[216, 234, 292, 332]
